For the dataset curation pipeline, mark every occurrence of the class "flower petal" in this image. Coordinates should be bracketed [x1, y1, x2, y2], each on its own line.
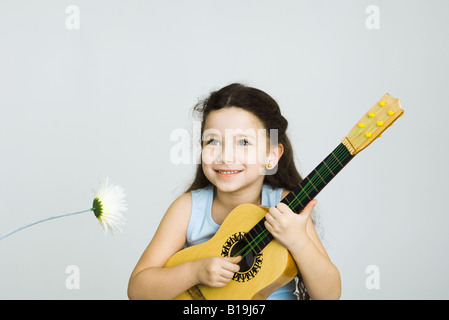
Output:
[93, 177, 127, 234]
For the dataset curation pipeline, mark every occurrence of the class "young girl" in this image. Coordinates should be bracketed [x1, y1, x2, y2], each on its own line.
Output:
[128, 83, 341, 300]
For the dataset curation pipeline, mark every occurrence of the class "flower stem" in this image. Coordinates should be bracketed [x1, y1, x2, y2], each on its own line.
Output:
[0, 209, 93, 241]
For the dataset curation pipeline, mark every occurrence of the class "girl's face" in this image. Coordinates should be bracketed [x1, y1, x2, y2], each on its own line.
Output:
[201, 107, 280, 193]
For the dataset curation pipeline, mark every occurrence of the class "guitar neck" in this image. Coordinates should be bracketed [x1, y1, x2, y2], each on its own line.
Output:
[280, 142, 354, 213]
[245, 142, 355, 253]
[237, 94, 403, 267]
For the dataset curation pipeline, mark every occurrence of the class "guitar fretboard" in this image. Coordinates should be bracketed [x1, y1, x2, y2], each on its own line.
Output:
[281, 142, 354, 212]
[244, 143, 354, 254]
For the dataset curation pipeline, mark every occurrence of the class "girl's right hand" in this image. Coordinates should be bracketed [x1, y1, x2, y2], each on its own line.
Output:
[194, 256, 241, 288]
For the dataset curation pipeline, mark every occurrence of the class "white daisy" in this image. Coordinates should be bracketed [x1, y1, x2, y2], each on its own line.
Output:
[92, 177, 127, 234]
[0, 176, 127, 240]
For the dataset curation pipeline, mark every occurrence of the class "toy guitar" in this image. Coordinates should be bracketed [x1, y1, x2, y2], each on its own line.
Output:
[165, 94, 404, 299]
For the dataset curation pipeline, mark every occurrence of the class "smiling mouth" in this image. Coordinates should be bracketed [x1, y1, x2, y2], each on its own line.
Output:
[214, 169, 243, 176]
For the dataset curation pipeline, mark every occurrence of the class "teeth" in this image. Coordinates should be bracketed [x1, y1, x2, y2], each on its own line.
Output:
[218, 170, 240, 174]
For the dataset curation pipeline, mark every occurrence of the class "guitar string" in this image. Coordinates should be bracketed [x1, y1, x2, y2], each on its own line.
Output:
[288, 143, 347, 211]
[233, 144, 350, 260]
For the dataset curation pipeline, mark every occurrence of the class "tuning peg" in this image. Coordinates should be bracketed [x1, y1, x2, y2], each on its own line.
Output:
[379, 101, 386, 106]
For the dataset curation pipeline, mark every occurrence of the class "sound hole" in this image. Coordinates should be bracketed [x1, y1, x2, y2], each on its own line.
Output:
[230, 239, 256, 273]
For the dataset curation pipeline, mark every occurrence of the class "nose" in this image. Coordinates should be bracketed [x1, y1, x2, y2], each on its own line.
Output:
[220, 141, 235, 164]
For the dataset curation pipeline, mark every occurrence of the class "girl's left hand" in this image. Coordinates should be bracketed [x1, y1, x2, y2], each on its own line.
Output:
[264, 200, 317, 251]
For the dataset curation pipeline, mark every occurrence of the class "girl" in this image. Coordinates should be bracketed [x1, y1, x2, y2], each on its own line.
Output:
[128, 83, 341, 300]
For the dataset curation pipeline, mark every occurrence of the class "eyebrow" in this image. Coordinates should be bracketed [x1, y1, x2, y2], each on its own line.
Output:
[235, 133, 257, 139]
[202, 131, 257, 138]
[202, 127, 266, 143]
[202, 132, 219, 139]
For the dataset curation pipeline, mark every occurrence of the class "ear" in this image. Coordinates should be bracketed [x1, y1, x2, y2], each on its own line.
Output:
[266, 143, 284, 169]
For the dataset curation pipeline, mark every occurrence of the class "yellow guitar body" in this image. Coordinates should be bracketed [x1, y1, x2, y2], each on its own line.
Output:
[164, 203, 298, 300]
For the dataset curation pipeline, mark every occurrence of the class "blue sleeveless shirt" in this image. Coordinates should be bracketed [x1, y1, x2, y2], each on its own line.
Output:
[185, 184, 297, 300]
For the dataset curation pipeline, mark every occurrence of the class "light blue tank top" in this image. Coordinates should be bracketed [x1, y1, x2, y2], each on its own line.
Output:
[185, 184, 297, 300]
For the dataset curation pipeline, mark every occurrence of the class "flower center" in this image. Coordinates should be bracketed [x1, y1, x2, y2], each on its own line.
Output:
[92, 197, 103, 219]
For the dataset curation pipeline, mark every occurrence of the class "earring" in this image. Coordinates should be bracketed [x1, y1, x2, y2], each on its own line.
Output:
[267, 162, 272, 169]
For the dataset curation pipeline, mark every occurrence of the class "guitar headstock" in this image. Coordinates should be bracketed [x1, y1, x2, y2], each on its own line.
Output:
[341, 93, 404, 155]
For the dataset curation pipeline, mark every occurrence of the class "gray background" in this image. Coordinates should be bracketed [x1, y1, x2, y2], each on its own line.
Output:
[1, 0, 448, 299]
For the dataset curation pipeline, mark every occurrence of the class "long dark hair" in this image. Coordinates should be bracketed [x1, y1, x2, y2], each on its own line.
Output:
[185, 83, 303, 193]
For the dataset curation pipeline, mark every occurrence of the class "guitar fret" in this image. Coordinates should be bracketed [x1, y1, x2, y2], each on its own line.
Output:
[306, 175, 319, 193]
[245, 229, 263, 253]
[254, 220, 264, 234]
[330, 151, 343, 167]
[322, 160, 335, 177]
[303, 189, 312, 201]
[258, 220, 272, 247]
[313, 168, 326, 185]
[253, 221, 266, 247]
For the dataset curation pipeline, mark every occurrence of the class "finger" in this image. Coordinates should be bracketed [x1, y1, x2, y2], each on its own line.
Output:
[268, 206, 281, 219]
[213, 279, 230, 287]
[299, 199, 317, 219]
[264, 213, 279, 233]
[264, 212, 274, 224]
[230, 256, 241, 264]
[223, 256, 241, 265]
[220, 269, 236, 281]
[222, 257, 241, 272]
[276, 202, 293, 214]
[216, 277, 232, 287]
[224, 263, 240, 274]
[302, 199, 317, 213]
[307, 199, 318, 208]
[264, 220, 273, 234]
[264, 219, 274, 233]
